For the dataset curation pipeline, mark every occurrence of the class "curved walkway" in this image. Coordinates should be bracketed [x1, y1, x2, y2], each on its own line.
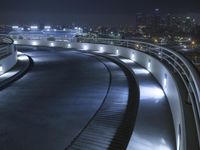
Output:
[0, 47, 135, 150]
[117, 57, 176, 150]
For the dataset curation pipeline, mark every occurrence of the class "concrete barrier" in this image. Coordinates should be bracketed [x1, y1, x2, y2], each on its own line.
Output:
[15, 39, 189, 150]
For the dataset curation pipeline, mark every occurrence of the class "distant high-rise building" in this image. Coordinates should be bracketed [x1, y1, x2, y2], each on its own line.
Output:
[136, 13, 146, 27]
[153, 8, 161, 27]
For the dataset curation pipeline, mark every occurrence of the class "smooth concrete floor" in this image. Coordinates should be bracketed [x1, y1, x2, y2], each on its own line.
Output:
[118, 58, 176, 150]
[0, 47, 111, 150]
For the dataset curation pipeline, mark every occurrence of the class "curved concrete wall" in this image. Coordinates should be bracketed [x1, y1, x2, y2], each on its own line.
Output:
[15, 39, 186, 150]
[0, 45, 17, 75]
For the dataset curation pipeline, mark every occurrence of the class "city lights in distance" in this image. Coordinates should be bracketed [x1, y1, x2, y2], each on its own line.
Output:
[30, 26, 38, 30]
[154, 39, 158, 43]
[192, 41, 196, 45]
[12, 26, 19, 29]
[44, 26, 51, 29]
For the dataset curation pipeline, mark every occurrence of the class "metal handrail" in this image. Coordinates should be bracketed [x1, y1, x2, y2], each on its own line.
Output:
[0, 35, 14, 58]
[0, 35, 13, 45]
[77, 37, 200, 143]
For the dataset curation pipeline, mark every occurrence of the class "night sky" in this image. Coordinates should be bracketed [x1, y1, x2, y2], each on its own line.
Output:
[0, 0, 200, 25]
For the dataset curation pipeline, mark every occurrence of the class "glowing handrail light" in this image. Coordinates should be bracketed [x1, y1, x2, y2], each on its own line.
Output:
[148, 60, 151, 69]
[116, 49, 119, 55]
[83, 45, 88, 50]
[99, 47, 104, 53]
[14, 40, 18, 44]
[32, 41, 38, 46]
[131, 52, 135, 61]
[0, 66, 3, 72]
[67, 44, 71, 48]
[50, 42, 55, 47]
[164, 73, 167, 87]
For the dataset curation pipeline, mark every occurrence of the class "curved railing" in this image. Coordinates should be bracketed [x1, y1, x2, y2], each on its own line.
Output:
[77, 37, 200, 143]
[0, 35, 13, 45]
[0, 35, 14, 58]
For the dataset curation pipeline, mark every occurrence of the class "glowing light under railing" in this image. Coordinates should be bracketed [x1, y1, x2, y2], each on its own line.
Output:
[14, 40, 18, 44]
[32, 41, 38, 46]
[83, 45, 88, 50]
[148, 60, 151, 69]
[99, 47, 104, 53]
[50, 42, 55, 47]
[0, 66, 3, 72]
[131, 53, 135, 61]
[67, 44, 71, 48]
[163, 74, 167, 87]
[116, 49, 119, 55]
